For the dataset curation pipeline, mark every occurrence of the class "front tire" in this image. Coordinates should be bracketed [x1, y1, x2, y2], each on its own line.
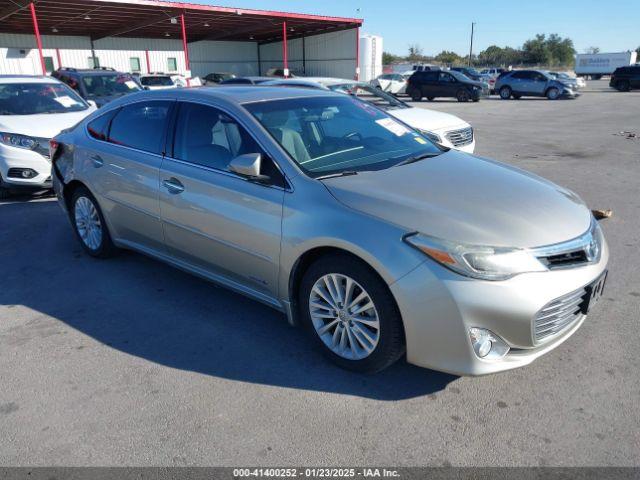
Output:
[546, 87, 560, 100]
[456, 89, 470, 102]
[70, 186, 116, 258]
[299, 254, 405, 373]
[499, 86, 512, 99]
[616, 80, 630, 92]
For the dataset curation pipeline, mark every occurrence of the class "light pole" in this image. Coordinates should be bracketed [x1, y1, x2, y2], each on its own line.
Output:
[468, 22, 475, 67]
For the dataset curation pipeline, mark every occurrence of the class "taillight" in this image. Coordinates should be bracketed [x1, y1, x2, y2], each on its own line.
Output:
[49, 139, 60, 160]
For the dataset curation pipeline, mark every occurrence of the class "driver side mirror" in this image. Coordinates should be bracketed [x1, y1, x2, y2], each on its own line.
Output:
[228, 153, 271, 184]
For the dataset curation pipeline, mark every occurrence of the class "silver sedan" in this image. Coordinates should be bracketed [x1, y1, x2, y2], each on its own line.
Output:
[51, 87, 608, 375]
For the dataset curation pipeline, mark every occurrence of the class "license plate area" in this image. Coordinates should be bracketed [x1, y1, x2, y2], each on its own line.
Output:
[581, 270, 608, 314]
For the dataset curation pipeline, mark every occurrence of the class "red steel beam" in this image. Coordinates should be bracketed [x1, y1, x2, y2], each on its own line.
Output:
[180, 13, 191, 86]
[282, 21, 288, 77]
[355, 26, 360, 80]
[145, 49, 151, 73]
[29, 2, 47, 76]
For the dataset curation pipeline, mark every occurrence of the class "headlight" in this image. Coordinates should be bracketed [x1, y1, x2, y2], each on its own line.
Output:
[0, 132, 37, 150]
[404, 233, 547, 280]
[418, 130, 442, 144]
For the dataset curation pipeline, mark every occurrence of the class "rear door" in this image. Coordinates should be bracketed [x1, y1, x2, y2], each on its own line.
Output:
[419, 71, 439, 97]
[159, 101, 285, 300]
[509, 71, 529, 94]
[79, 100, 174, 252]
[630, 67, 640, 88]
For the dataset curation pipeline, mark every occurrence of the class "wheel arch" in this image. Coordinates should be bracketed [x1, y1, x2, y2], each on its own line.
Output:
[286, 246, 401, 327]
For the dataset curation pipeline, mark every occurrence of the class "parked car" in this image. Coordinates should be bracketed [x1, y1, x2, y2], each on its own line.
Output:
[220, 76, 273, 85]
[495, 70, 580, 100]
[0, 75, 95, 199]
[406, 69, 487, 102]
[450, 66, 485, 82]
[609, 65, 640, 91]
[52, 67, 142, 107]
[548, 71, 586, 89]
[203, 72, 236, 85]
[138, 73, 180, 90]
[370, 73, 410, 95]
[51, 87, 608, 375]
[480, 67, 506, 78]
[265, 68, 298, 78]
[263, 78, 476, 153]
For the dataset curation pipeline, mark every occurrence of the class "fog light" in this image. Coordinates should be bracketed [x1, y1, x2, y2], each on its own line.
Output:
[7, 168, 38, 179]
[469, 327, 510, 359]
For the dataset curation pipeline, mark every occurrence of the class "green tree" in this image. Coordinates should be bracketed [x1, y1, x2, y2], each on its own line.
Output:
[382, 51, 400, 65]
[522, 34, 552, 65]
[546, 34, 575, 65]
[635, 46, 640, 57]
[585, 46, 600, 54]
[434, 50, 462, 65]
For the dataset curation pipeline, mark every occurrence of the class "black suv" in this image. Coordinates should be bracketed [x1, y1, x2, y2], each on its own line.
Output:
[51, 67, 142, 107]
[406, 69, 485, 102]
[610, 65, 640, 92]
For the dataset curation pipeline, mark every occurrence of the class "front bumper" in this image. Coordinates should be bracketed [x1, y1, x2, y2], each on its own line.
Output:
[430, 125, 475, 153]
[390, 237, 609, 376]
[0, 143, 52, 189]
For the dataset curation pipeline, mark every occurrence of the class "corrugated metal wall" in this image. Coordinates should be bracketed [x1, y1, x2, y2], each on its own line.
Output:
[259, 29, 357, 78]
[0, 29, 357, 79]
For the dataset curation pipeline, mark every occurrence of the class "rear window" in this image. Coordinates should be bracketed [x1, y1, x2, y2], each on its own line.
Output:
[140, 76, 174, 87]
[0, 82, 88, 115]
[82, 74, 141, 97]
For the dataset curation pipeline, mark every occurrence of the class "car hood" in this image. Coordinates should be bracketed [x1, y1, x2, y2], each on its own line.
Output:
[0, 108, 95, 138]
[321, 150, 592, 248]
[389, 107, 469, 132]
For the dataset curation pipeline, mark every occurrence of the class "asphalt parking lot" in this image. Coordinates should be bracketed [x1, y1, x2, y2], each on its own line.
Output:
[1, 80, 638, 466]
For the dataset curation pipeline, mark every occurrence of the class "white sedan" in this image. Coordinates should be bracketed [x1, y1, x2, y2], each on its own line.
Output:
[0, 76, 96, 199]
[267, 78, 475, 153]
[370, 73, 411, 95]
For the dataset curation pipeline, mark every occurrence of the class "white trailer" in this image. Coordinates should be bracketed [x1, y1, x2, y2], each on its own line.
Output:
[575, 51, 637, 79]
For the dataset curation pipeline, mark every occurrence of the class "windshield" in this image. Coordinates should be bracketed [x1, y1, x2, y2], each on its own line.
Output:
[140, 76, 174, 87]
[450, 70, 474, 82]
[245, 96, 442, 178]
[328, 84, 408, 111]
[82, 74, 141, 97]
[0, 82, 88, 115]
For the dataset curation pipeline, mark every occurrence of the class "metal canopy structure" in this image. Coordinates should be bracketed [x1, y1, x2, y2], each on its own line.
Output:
[0, 0, 362, 44]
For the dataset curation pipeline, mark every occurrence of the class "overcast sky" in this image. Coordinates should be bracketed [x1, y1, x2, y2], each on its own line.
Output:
[199, 0, 639, 56]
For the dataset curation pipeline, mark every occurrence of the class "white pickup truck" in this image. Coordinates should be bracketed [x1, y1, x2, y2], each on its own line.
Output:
[575, 51, 638, 79]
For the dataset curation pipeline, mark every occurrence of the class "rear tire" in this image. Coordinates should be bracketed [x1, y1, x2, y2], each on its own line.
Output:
[70, 186, 116, 258]
[499, 86, 512, 99]
[410, 89, 422, 102]
[299, 253, 405, 373]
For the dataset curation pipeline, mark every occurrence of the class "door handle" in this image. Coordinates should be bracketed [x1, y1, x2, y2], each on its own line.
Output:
[162, 178, 185, 194]
[91, 154, 104, 168]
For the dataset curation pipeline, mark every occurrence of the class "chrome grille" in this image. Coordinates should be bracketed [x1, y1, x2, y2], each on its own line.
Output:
[445, 127, 473, 147]
[534, 287, 587, 342]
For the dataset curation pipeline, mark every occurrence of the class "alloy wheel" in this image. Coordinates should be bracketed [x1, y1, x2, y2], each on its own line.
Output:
[309, 273, 380, 360]
[74, 196, 103, 251]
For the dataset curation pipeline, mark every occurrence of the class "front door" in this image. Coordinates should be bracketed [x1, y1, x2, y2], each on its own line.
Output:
[437, 72, 458, 97]
[159, 101, 285, 300]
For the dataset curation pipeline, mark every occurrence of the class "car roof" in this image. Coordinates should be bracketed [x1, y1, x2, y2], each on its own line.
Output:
[0, 75, 63, 84]
[56, 68, 126, 76]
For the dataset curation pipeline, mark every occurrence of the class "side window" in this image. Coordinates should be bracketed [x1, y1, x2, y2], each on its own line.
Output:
[87, 109, 118, 141]
[511, 71, 527, 79]
[173, 102, 285, 186]
[439, 72, 455, 83]
[108, 101, 172, 154]
[167, 58, 178, 72]
[130, 57, 141, 72]
[44, 57, 55, 73]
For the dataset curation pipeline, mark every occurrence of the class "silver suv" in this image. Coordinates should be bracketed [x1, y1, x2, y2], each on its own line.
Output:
[495, 69, 579, 100]
[51, 87, 607, 376]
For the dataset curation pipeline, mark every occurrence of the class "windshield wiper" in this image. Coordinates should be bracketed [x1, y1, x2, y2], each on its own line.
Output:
[316, 170, 358, 180]
[393, 152, 440, 167]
